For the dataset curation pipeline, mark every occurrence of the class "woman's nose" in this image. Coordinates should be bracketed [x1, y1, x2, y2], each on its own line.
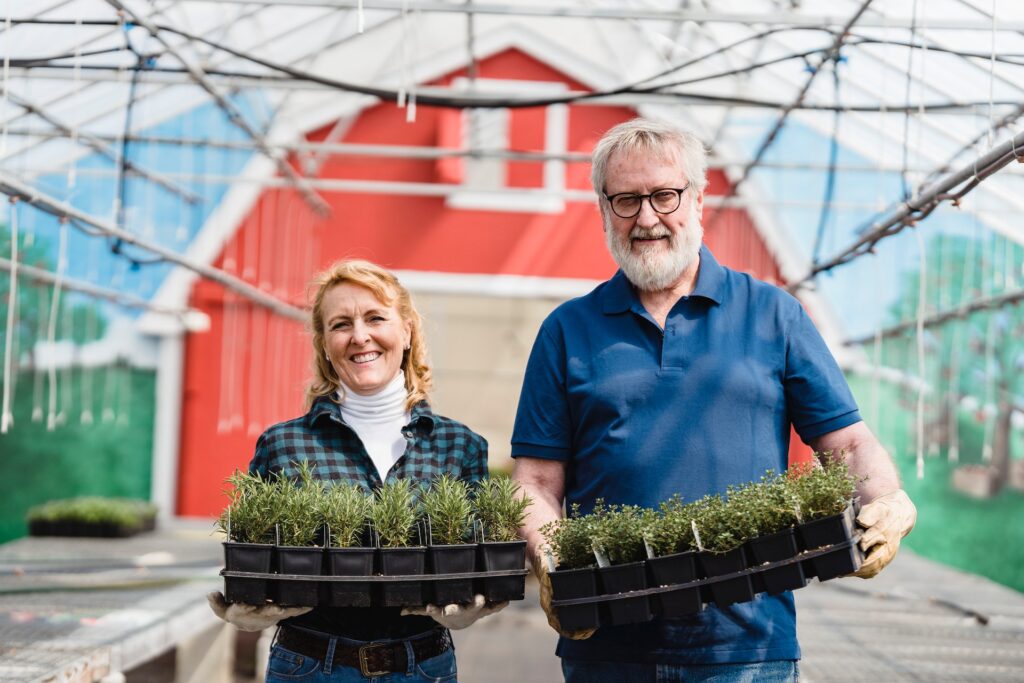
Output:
[350, 322, 371, 344]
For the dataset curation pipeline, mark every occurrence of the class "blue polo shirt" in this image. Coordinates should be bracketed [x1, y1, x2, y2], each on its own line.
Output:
[511, 245, 861, 664]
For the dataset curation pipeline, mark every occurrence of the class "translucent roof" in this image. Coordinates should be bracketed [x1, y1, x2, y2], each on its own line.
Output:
[2, 0, 1024, 342]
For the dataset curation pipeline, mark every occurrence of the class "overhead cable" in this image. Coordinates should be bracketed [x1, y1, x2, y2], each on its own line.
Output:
[104, 0, 332, 217]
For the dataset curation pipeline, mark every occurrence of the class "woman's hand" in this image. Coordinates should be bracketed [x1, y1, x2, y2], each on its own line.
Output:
[207, 592, 312, 631]
[401, 594, 508, 630]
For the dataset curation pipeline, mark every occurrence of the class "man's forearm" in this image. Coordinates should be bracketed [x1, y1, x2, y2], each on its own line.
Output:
[811, 421, 901, 504]
[511, 458, 567, 567]
[518, 480, 563, 565]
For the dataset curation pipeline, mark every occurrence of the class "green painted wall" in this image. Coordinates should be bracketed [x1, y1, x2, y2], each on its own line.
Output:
[849, 374, 1024, 594]
[0, 368, 156, 544]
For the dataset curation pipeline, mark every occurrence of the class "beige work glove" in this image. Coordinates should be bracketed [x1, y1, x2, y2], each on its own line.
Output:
[852, 489, 917, 579]
[534, 551, 596, 641]
[207, 591, 312, 632]
[401, 594, 508, 629]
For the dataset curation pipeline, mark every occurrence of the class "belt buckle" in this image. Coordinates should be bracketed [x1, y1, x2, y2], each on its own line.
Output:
[358, 643, 391, 678]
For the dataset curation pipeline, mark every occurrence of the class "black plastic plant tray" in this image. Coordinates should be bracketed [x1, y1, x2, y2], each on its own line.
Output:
[221, 568, 529, 608]
[548, 537, 864, 623]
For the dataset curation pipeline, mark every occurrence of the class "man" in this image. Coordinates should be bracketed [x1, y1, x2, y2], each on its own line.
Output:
[511, 118, 916, 682]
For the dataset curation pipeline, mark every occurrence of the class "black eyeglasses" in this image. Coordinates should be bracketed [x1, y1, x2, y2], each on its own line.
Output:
[602, 186, 690, 219]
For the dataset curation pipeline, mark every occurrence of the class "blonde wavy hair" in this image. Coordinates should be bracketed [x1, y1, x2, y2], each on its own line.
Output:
[306, 259, 432, 411]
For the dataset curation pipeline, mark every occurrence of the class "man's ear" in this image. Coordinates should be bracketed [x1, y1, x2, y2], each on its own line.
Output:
[694, 189, 706, 220]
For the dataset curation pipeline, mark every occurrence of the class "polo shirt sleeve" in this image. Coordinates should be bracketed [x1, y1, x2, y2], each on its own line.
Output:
[784, 304, 862, 442]
[511, 322, 573, 461]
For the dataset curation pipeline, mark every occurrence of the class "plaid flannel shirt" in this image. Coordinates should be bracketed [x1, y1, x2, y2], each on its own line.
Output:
[249, 395, 487, 490]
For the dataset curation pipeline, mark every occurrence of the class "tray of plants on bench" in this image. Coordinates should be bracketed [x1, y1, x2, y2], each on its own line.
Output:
[217, 464, 532, 608]
[27, 497, 158, 538]
[542, 454, 864, 631]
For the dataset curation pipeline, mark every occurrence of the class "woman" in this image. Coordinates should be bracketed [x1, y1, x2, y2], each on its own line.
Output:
[209, 259, 503, 682]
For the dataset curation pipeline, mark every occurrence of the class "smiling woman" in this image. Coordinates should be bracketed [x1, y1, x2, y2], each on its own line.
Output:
[321, 282, 412, 397]
[206, 259, 502, 682]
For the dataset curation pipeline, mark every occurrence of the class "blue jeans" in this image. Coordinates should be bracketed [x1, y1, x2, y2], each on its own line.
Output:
[561, 659, 798, 682]
[266, 633, 457, 682]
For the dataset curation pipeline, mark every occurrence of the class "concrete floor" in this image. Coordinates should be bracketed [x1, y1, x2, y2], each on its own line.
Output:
[234, 549, 1024, 682]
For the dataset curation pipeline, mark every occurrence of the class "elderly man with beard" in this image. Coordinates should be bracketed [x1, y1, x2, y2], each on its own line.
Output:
[511, 118, 916, 683]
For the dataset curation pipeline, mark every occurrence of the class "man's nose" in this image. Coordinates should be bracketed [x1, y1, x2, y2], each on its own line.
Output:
[635, 198, 661, 228]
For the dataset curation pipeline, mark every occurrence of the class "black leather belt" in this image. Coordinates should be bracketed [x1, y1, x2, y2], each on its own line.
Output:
[276, 626, 451, 677]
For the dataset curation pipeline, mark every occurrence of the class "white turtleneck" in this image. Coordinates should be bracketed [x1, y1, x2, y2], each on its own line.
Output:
[339, 372, 411, 481]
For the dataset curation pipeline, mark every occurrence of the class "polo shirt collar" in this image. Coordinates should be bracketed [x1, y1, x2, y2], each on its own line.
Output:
[600, 244, 724, 315]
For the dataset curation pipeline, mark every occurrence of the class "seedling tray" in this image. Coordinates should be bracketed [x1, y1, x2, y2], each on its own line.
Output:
[549, 536, 864, 629]
[221, 567, 528, 608]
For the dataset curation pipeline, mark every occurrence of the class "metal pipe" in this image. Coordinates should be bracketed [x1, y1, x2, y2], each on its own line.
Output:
[845, 286, 1024, 345]
[798, 126, 1024, 287]
[0, 256, 204, 324]
[166, 0, 1024, 31]
[0, 88, 201, 204]
[0, 172, 305, 321]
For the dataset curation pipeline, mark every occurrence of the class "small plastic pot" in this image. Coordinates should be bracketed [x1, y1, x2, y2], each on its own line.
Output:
[429, 544, 477, 605]
[324, 546, 375, 607]
[698, 547, 755, 607]
[797, 503, 857, 551]
[645, 551, 703, 617]
[744, 528, 807, 595]
[807, 541, 864, 581]
[476, 540, 527, 602]
[379, 547, 427, 607]
[275, 546, 324, 607]
[223, 542, 274, 604]
[598, 561, 651, 625]
[548, 566, 600, 631]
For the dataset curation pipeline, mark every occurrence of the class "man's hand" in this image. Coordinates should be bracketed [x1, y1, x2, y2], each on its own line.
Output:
[533, 553, 596, 640]
[401, 594, 507, 629]
[853, 489, 917, 579]
[207, 591, 312, 631]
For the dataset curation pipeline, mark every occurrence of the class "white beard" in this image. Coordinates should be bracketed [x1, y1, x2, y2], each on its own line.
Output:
[604, 203, 703, 292]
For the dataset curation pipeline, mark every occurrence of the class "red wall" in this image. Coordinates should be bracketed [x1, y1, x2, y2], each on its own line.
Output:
[178, 48, 807, 516]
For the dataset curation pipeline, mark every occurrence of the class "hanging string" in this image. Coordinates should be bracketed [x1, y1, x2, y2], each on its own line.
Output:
[67, 14, 83, 190]
[357, 0, 365, 33]
[899, 0, 919, 201]
[116, 346, 131, 427]
[988, 0, 998, 149]
[913, 227, 926, 480]
[397, 0, 418, 123]
[59, 293, 73, 426]
[2, 197, 19, 433]
[1, 9, 11, 157]
[979, 225, 996, 464]
[811, 58, 841, 266]
[31, 285, 45, 422]
[80, 300, 95, 424]
[871, 250, 883, 434]
[216, 188, 241, 433]
[45, 220, 68, 432]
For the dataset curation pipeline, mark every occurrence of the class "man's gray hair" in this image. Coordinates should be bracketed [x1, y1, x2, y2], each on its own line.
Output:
[590, 118, 708, 196]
